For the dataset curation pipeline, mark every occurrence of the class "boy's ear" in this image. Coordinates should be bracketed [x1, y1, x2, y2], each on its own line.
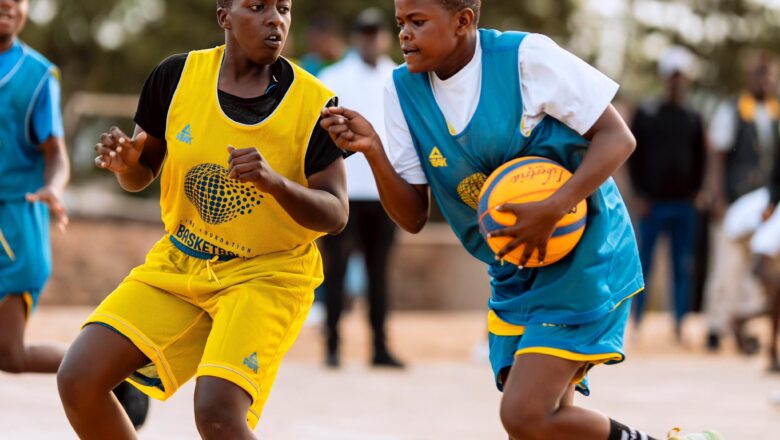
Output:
[217, 7, 231, 30]
[455, 8, 476, 34]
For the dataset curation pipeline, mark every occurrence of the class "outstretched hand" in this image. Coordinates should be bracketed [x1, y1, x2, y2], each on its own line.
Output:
[488, 200, 566, 267]
[320, 107, 381, 155]
[26, 186, 68, 232]
[94, 127, 148, 174]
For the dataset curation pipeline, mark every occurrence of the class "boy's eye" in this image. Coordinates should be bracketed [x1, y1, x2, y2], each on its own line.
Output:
[413, 20, 426, 27]
[278, 6, 290, 14]
[249, 4, 264, 11]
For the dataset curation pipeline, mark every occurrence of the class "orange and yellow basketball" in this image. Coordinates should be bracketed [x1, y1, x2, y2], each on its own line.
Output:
[478, 157, 587, 267]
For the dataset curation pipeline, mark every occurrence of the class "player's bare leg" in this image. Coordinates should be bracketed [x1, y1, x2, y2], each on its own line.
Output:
[57, 324, 149, 440]
[194, 376, 256, 440]
[767, 286, 780, 371]
[0, 295, 63, 373]
[500, 353, 613, 440]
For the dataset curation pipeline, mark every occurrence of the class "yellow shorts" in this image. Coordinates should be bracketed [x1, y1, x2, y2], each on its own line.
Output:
[85, 236, 322, 428]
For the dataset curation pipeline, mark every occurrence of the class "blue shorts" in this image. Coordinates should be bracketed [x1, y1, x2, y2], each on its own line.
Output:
[488, 298, 633, 396]
[0, 199, 51, 313]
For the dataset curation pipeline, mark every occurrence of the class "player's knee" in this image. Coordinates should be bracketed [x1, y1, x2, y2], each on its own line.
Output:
[57, 358, 97, 410]
[499, 396, 549, 440]
[0, 347, 25, 373]
[194, 397, 246, 437]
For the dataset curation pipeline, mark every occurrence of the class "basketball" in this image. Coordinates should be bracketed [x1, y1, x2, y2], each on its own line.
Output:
[478, 157, 587, 267]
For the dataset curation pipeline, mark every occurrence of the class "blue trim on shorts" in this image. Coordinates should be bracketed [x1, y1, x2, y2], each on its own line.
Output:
[88, 322, 165, 391]
[169, 235, 235, 261]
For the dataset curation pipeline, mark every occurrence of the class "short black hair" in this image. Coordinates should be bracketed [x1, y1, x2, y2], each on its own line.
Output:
[217, 0, 232, 9]
[439, 0, 481, 24]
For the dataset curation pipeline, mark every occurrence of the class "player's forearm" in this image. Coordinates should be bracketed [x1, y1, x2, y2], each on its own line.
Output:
[115, 164, 156, 193]
[364, 145, 429, 234]
[40, 137, 70, 194]
[548, 120, 635, 216]
[266, 178, 348, 234]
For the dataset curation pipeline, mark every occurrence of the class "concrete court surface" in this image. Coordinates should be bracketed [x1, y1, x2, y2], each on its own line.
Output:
[1, 307, 780, 439]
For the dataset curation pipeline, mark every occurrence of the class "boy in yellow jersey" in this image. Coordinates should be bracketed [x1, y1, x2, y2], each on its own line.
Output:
[56, 1, 349, 438]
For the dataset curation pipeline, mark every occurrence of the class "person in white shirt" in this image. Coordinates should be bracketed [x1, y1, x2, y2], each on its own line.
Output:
[703, 55, 780, 353]
[317, 8, 404, 369]
[321, 0, 725, 436]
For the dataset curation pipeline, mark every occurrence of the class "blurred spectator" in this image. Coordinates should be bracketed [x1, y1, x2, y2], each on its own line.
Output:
[300, 12, 347, 76]
[628, 47, 706, 341]
[703, 53, 780, 353]
[719, 185, 780, 370]
[317, 8, 403, 369]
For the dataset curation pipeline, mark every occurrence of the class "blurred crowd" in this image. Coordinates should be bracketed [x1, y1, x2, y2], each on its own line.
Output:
[626, 46, 780, 371]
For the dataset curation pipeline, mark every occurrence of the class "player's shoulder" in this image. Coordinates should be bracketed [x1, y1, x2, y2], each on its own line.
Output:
[16, 41, 57, 77]
[156, 53, 189, 70]
[479, 28, 530, 48]
[17, 42, 53, 67]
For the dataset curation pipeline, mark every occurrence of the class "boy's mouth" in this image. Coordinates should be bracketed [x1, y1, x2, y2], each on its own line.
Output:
[402, 47, 419, 56]
[264, 31, 283, 49]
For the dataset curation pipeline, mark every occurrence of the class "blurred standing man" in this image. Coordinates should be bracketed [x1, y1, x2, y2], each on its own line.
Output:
[300, 12, 347, 76]
[317, 8, 403, 368]
[704, 53, 780, 353]
[628, 47, 706, 341]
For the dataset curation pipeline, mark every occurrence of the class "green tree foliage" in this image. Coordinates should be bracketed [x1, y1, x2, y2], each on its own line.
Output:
[19, 0, 577, 98]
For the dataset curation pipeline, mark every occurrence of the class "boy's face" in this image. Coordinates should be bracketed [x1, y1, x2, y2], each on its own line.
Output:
[0, 0, 29, 42]
[220, 0, 291, 65]
[395, 0, 463, 73]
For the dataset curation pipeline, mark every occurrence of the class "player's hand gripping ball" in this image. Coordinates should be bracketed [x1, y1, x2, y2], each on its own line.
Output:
[478, 157, 587, 267]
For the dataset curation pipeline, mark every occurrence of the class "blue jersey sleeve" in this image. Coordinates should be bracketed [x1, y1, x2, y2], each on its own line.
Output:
[30, 72, 64, 146]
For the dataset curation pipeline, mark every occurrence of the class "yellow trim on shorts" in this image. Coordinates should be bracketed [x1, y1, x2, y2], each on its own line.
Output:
[21, 292, 32, 319]
[84, 312, 180, 401]
[612, 287, 644, 311]
[515, 347, 624, 384]
[198, 363, 261, 428]
[488, 288, 643, 337]
[1, 293, 33, 319]
[514, 347, 623, 363]
[487, 310, 526, 336]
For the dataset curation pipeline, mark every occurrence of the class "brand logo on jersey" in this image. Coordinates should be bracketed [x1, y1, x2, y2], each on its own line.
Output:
[176, 124, 193, 145]
[184, 163, 264, 225]
[243, 352, 259, 373]
[429, 147, 448, 168]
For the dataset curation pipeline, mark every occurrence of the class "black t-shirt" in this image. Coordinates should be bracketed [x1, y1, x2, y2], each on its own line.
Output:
[134, 54, 344, 177]
[628, 101, 705, 200]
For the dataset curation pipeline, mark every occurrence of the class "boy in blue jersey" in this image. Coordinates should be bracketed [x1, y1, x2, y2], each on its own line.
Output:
[0, 0, 150, 429]
[0, 0, 70, 374]
[322, 1, 722, 439]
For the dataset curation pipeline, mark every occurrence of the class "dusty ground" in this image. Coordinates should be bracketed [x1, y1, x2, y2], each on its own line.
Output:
[1, 307, 779, 439]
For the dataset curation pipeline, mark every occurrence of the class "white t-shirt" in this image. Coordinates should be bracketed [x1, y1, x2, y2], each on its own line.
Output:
[383, 33, 620, 185]
[708, 100, 776, 154]
[752, 205, 780, 257]
[318, 52, 397, 200]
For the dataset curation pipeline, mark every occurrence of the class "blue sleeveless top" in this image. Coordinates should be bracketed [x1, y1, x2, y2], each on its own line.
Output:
[0, 41, 58, 201]
[392, 29, 644, 325]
